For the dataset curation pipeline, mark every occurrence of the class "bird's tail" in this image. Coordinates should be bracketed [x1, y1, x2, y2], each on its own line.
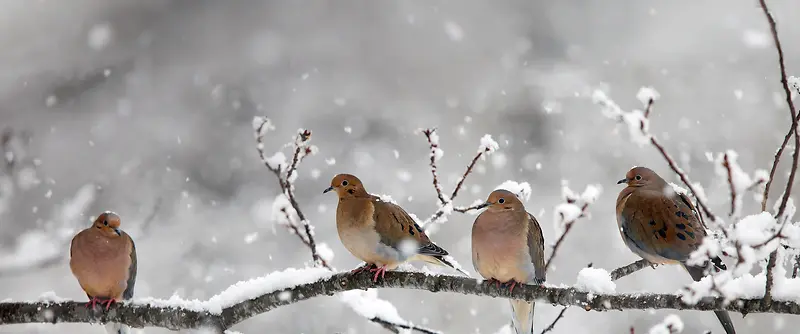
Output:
[415, 254, 471, 277]
[682, 263, 736, 334]
[509, 299, 535, 334]
[104, 322, 131, 334]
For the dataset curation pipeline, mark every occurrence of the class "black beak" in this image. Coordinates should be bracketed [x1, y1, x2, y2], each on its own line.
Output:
[113, 228, 122, 236]
[323, 186, 334, 194]
[617, 178, 627, 184]
[475, 202, 491, 210]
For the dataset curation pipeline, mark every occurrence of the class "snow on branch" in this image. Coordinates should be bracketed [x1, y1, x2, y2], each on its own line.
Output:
[714, 150, 768, 219]
[420, 129, 499, 228]
[757, 0, 800, 305]
[758, 0, 799, 216]
[5, 270, 800, 332]
[253, 117, 327, 267]
[544, 182, 601, 272]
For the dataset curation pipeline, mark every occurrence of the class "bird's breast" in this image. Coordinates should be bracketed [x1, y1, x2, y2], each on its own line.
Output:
[472, 225, 530, 282]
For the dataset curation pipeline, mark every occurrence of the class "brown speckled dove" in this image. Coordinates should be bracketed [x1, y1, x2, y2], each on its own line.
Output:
[324, 173, 466, 282]
[472, 189, 545, 334]
[616, 166, 735, 334]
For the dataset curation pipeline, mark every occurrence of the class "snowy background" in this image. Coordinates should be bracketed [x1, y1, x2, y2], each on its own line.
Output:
[1, 0, 799, 333]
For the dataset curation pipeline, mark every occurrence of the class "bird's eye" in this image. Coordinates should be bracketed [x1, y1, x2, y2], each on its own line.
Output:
[635, 175, 642, 181]
[498, 198, 505, 204]
[103, 220, 108, 226]
[342, 180, 349, 186]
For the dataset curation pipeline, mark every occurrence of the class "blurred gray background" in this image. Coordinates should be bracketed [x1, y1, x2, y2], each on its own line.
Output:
[0, 0, 798, 333]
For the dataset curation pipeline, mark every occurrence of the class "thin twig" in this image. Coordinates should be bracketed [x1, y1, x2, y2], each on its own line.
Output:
[757, 0, 798, 305]
[544, 203, 590, 272]
[422, 130, 495, 225]
[422, 129, 448, 205]
[369, 317, 441, 334]
[722, 153, 737, 217]
[609, 259, 654, 281]
[254, 124, 325, 267]
[453, 203, 485, 213]
[759, 0, 800, 214]
[538, 307, 567, 334]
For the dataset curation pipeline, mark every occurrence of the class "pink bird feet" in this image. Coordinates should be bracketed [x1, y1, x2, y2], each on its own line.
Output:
[350, 263, 373, 274]
[368, 264, 388, 282]
[85, 297, 117, 310]
[350, 263, 389, 282]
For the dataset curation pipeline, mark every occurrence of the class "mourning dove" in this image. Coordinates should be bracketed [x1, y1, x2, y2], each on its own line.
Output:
[70, 211, 137, 334]
[472, 189, 545, 334]
[324, 173, 466, 282]
[616, 167, 735, 334]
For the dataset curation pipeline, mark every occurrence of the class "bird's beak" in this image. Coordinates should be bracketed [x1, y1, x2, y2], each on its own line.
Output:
[113, 228, 122, 236]
[617, 178, 628, 184]
[475, 202, 491, 210]
[323, 186, 334, 194]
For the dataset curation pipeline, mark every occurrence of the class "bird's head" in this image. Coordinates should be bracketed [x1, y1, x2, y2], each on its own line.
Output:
[92, 211, 123, 237]
[323, 173, 367, 198]
[476, 189, 524, 212]
[617, 166, 663, 188]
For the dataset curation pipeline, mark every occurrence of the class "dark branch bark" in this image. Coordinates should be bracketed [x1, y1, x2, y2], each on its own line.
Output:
[758, 0, 800, 215]
[3, 270, 797, 331]
[610, 259, 654, 281]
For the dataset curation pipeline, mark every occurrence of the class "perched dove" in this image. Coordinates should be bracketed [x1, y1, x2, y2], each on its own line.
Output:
[472, 189, 545, 334]
[70, 211, 137, 334]
[616, 166, 735, 334]
[324, 173, 466, 282]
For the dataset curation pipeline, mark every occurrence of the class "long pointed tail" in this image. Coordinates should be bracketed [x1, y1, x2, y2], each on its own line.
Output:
[104, 322, 131, 334]
[682, 263, 737, 334]
[416, 254, 472, 277]
[509, 299, 535, 334]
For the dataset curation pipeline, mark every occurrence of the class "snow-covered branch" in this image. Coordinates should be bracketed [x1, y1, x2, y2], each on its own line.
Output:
[253, 117, 327, 267]
[420, 128, 499, 227]
[544, 183, 601, 272]
[5, 270, 800, 332]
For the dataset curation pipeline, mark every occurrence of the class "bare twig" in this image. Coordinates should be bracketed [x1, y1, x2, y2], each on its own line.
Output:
[253, 121, 325, 267]
[538, 307, 567, 334]
[422, 129, 495, 225]
[757, 0, 798, 305]
[369, 317, 441, 334]
[422, 129, 448, 205]
[758, 0, 800, 215]
[610, 259, 654, 281]
[544, 203, 590, 272]
[722, 153, 737, 217]
[5, 271, 800, 331]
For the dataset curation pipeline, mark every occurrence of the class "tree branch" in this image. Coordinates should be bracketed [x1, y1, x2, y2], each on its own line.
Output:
[757, 0, 798, 305]
[544, 203, 590, 272]
[421, 129, 495, 225]
[758, 0, 800, 215]
[4, 271, 800, 331]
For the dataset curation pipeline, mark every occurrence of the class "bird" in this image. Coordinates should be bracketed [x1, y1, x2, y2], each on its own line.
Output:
[324, 173, 467, 282]
[616, 166, 736, 334]
[471, 189, 546, 334]
[70, 211, 137, 334]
